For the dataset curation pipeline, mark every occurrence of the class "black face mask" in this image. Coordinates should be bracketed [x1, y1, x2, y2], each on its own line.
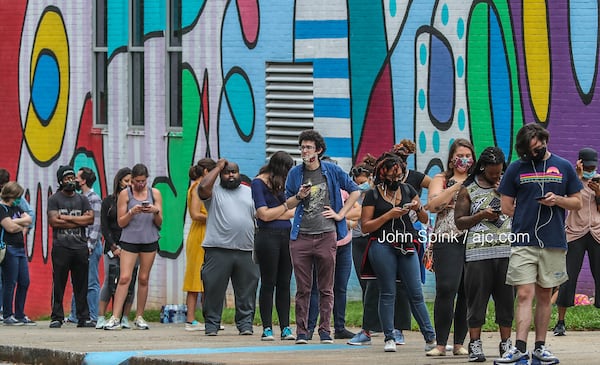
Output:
[525, 146, 547, 163]
[383, 179, 400, 191]
[61, 181, 79, 192]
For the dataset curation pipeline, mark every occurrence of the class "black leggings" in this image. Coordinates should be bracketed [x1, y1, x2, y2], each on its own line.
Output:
[254, 228, 293, 329]
[432, 240, 467, 346]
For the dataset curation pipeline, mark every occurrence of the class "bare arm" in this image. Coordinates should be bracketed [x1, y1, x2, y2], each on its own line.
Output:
[1, 217, 25, 233]
[198, 159, 227, 200]
[425, 174, 461, 213]
[454, 186, 499, 230]
[500, 195, 515, 217]
[148, 188, 163, 227]
[255, 203, 290, 222]
[540, 191, 582, 211]
[188, 188, 207, 223]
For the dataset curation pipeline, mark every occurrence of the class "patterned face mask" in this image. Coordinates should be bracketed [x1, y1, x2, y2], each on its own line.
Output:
[453, 156, 473, 172]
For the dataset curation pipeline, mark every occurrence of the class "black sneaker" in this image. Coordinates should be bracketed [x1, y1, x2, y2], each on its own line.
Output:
[553, 321, 566, 336]
[49, 320, 62, 328]
[77, 320, 96, 328]
[319, 331, 333, 344]
[295, 333, 308, 344]
[334, 328, 355, 339]
[468, 339, 486, 362]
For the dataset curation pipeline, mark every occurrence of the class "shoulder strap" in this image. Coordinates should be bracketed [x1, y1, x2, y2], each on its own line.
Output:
[0, 204, 8, 245]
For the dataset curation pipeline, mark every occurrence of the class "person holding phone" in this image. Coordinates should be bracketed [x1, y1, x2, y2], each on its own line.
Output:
[553, 147, 600, 336]
[496, 124, 582, 364]
[104, 163, 162, 330]
[454, 147, 513, 362]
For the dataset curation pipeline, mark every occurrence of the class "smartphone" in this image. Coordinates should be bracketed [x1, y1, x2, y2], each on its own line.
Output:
[592, 177, 600, 183]
[301, 183, 312, 189]
[107, 250, 115, 258]
[491, 208, 502, 214]
[402, 203, 413, 210]
[141, 200, 150, 207]
[534, 196, 547, 201]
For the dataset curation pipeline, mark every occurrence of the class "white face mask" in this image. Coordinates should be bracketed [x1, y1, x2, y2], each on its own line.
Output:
[583, 170, 597, 180]
[302, 153, 319, 164]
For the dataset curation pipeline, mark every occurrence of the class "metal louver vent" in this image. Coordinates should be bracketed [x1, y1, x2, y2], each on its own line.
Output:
[265, 62, 314, 162]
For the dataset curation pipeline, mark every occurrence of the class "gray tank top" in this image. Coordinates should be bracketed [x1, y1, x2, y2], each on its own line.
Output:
[120, 186, 160, 244]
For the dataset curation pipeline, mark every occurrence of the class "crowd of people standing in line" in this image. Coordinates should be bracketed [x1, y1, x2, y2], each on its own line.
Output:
[0, 125, 598, 365]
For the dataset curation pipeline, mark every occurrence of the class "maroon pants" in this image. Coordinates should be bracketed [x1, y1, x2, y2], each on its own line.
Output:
[290, 231, 337, 335]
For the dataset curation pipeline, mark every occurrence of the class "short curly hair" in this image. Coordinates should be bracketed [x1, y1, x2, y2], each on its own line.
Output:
[298, 129, 326, 157]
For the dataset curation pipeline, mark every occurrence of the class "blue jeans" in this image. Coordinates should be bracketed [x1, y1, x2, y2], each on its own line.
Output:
[69, 242, 102, 321]
[368, 241, 435, 343]
[308, 242, 353, 333]
[1, 246, 30, 319]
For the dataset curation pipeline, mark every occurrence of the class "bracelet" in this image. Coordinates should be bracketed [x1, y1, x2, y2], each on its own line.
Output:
[295, 194, 302, 201]
[282, 201, 288, 210]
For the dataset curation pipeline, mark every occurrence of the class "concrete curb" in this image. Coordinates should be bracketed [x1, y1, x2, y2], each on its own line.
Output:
[0, 345, 85, 365]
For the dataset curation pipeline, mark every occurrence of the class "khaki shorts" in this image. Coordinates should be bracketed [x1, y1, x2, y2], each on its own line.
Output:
[505, 246, 568, 288]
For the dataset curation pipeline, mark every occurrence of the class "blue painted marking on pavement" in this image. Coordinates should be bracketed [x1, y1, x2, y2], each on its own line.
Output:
[83, 344, 360, 365]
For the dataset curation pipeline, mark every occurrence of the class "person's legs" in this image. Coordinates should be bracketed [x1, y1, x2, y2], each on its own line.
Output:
[396, 253, 435, 343]
[50, 246, 71, 322]
[110, 250, 139, 320]
[201, 248, 233, 334]
[230, 250, 259, 333]
[254, 229, 281, 329]
[13, 253, 30, 319]
[1, 251, 18, 318]
[587, 236, 600, 308]
[134, 249, 157, 318]
[72, 247, 91, 323]
[394, 283, 412, 330]
[333, 242, 352, 334]
[313, 232, 337, 336]
[274, 230, 292, 330]
[351, 236, 369, 295]
[555, 235, 586, 319]
[87, 242, 103, 321]
[368, 242, 398, 342]
[307, 269, 319, 335]
[491, 258, 514, 342]
[290, 235, 316, 336]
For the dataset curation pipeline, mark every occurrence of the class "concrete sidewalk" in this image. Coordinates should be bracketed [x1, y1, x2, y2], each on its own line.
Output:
[0, 322, 598, 364]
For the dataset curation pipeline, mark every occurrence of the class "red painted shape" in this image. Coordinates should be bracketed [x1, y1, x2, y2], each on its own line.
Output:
[202, 70, 210, 136]
[0, 1, 27, 175]
[236, 0, 259, 46]
[356, 63, 395, 162]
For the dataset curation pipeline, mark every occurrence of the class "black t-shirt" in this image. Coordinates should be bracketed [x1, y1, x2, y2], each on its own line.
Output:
[0, 203, 25, 247]
[404, 170, 426, 196]
[47, 191, 91, 249]
[362, 183, 418, 242]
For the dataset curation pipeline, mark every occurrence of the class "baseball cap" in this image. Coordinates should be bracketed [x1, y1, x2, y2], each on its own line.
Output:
[56, 165, 75, 182]
[578, 147, 598, 168]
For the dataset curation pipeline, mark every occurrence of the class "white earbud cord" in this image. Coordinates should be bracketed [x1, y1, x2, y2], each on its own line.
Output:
[532, 160, 552, 248]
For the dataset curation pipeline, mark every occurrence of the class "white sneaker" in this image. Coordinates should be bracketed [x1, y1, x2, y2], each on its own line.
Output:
[185, 320, 204, 332]
[103, 316, 121, 330]
[95, 316, 106, 329]
[121, 317, 130, 329]
[384, 339, 397, 352]
[133, 316, 149, 330]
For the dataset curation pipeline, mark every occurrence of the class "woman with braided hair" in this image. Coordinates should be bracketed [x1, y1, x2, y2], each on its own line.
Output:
[361, 152, 435, 353]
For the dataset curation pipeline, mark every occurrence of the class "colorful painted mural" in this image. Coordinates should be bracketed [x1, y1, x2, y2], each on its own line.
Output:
[0, 0, 598, 318]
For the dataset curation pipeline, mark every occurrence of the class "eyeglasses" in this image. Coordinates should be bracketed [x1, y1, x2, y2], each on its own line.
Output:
[350, 167, 370, 177]
[298, 145, 316, 151]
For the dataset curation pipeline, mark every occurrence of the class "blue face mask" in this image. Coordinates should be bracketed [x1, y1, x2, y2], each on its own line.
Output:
[12, 198, 21, 207]
[357, 182, 371, 192]
[583, 170, 597, 180]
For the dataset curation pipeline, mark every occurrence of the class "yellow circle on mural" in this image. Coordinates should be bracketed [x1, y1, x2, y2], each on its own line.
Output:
[24, 8, 70, 164]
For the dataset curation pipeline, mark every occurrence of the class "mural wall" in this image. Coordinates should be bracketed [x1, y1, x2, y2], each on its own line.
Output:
[0, 0, 598, 318]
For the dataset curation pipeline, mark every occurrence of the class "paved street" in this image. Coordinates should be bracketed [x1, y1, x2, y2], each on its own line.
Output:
[0, 322, 599, 364]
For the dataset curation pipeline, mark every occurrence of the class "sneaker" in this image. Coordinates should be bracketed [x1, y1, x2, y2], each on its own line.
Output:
[469, 339, 486, 362]
[184, 320, 204, 332]
[103, 316, 121, 330]
[295, 333, 308, 344]
[319, 331, 333, 344]
[261, 327, 274, 341]
[77, 320, 96, 328]
[219, 324, 226, 330]
[64, 317, 78, 325]
[133, 316, 149, 330]
[384, 339, 397, 352]
[493, 347, 529, 364]
[334, 328, 355, 339]
[347, 330, 372, 346]
[3, 315, 24, 326]
[95, 316, 106, 329]
[281, 326, 296, 340]
[499, 339, 513, 357]
[307, 330, 314, 341]
[424, 341, 437, 352]
[239, 329, 253, 335]
[49, 320, 62, 328]
[553, 321, 566, 336]
[531, 345, 559, 365]
[121, 317, 130, 329]
[205, 331, 218, 336]
[393, 329, 405, 345]
[18, 316, 37, 326]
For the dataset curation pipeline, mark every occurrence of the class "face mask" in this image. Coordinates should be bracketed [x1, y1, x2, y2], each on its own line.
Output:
[383, 179, 400, 191]
[12, 198, 21, 207]
[527, 146, 547, 162]
[357, 182, 371, 192]
[62, 181, 78, 192]
[583, 170, 597, 180]
[453, 157, 474, 172]
[302, 153, 318, 164]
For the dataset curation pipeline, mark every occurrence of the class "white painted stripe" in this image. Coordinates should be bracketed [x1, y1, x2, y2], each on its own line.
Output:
[295, 0, 347, 20]
[295, 39, 348, 59]
[313, 79, 350, 98]
[314, 117, 351, 138]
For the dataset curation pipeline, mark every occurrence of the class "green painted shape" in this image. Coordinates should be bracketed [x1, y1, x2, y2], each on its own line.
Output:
[348, 0, 389, 154]
[155, 68, 201, 255]
[467, 1, 523, 160]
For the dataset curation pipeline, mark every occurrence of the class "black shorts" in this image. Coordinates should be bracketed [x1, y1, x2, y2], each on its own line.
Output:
[120, 241, 159, 253]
